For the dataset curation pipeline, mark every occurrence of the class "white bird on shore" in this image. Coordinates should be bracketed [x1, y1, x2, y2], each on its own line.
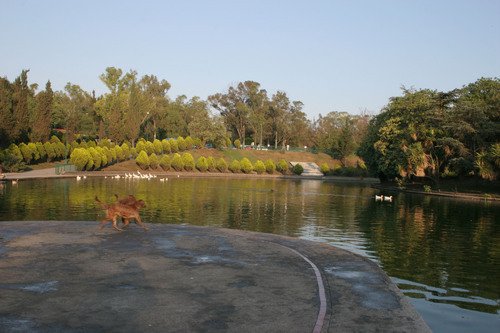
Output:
[76, 176, 81, 181]
[375, 195, 383, 201]
[83, 175, 87, 179]
[12, 179, 18, 185]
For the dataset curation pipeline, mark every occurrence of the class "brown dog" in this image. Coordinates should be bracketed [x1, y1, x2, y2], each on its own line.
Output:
[114, 194, 146, 228]
[95, 196, 147, 232]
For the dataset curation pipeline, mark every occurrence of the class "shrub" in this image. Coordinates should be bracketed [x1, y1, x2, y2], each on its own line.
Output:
[55, 142, 66, 159]
[216, 158, 228, 172]
[169, 138, 178, 153]
[87, 141, 96, 148]
[0, 145, 25, 172]
[159, 155, 171, 171]
[114, 145, 124, 161]
[19, 143, 34, 164]
[254, 160, 266, 174]
[70, 148, 93, 171]
[229, 160, 241, 173]
[292, 163, 304, 175]
[182, 152, 195, 171]
[171, 153, 184, 171]
[276, 159, 289, 174]
[35, 142, 47, 161]
[106, 146, 116, 164]
[240, 158, 253, 173]
[196, 156, 208, 172]
[88, 147, 102, 169]
[161, 139, 171, 154]
[265, 159, 276, 174]
[121, 143, 131, 159]
[193, 137, 202, 148]
[185, 136, 194, 150]
[136, 140, 147, 154]
[145, 141, 155, 154]
[95, 147, 107, 167]
[320, 163, 330, 175]
[149, 153, 159, 169]
[44, 142, 56, 161]
[207, 156, 216, 172]
[177, 137, 187, 151]
[130, 147, 138, 158]
[234, 139, 241, 149]
[50, 135, 61, 143]
[135, 150, 150, 170]
[28, 143, 40, 162]
[153, 139, 163, 154]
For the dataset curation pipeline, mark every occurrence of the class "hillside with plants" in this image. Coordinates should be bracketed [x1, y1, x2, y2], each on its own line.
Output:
[1, 68, 498, 185]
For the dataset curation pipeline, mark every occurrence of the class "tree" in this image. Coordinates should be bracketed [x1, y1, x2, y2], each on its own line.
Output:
[12, 70, 31, 142]
[31, 81, 53, 142]
[0, 77, 15, 146]
[209, 81, 265, 144]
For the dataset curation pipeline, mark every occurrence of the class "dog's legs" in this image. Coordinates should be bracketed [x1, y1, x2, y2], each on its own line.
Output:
[122, 218, 131, 228]
[135, 216, 149, 231]
[112, 216, 124, 232]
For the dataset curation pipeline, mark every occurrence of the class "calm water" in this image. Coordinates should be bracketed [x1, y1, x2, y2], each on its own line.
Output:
[0, 177, 499, 332]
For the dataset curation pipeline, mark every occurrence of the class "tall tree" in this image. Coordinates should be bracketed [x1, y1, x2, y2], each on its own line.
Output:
[30, 80, 53, 142]
[12, 70, 31, 142]
[0, 77, 15, 146]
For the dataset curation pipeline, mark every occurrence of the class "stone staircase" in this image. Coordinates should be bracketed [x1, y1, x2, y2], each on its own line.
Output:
[289, 161, 323, 177]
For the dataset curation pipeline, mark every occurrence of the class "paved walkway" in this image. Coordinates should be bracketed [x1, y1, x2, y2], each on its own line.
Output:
[0, 221, 430, 332]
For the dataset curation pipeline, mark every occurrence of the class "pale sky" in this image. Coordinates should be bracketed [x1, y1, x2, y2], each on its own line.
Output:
[1, 0, 499, 119]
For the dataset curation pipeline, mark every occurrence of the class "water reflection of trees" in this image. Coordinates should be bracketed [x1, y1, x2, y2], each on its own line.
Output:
[1, 178, 498, 311]
[356, 194, 500, 309]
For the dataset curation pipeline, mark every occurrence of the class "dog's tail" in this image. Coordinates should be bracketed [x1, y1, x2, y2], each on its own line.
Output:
[95, 196, 109, 209]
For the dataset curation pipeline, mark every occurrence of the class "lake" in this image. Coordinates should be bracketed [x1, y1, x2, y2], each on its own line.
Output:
[0, 177, 498, 332]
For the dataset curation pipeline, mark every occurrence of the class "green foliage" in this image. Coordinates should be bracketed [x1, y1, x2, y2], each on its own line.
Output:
[207, 156, 216, 172]
[121, 143, 130, 159]
[159, 155, 171, 171]
[130, 147, 138, 158]
[193, 137, 202, 148]
[114, 145, 124, 161]
[19, 143, 34, 164]
[88, 147, 102, 169]
[196, 156, 208, 172]
[149, 153, 159, 169]
[253, 160, 266, 174]
[265, 159, 276, 174]
[135, 150, 150, 170]
[292, 163, 304, 175]
[169, 138, 178, 153]
[185, 136, 194, 150]
[70, 148, 92, 171]
[177, 136, 187, 151]
[320, 162, 330, 175]
[276, 159, 289, 174]
[161, 139, 171, 154]
[43, 142, 56, 161]
[0, 145, 25, 172]
[50, 135, 61, 143]
[423, 185, 432, 193]
[234, 139, 241, 149]
[229, 159, 241, 173]
[240, 158, 253, 173]
[96, 147, 108, 166]
[182, 152, 195, 171]
[145, 141, 154, 154]
[171, 153, 184, 171]
[153, 139, 163, 154]
[216, 158, 228, 172]
[35, 142, 46, 161]
[136, 140, 147, 154]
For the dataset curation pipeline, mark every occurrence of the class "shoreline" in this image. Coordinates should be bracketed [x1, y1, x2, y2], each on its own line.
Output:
[3, 167, 497, 202]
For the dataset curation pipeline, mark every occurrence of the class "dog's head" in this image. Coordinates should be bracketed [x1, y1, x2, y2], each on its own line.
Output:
[136, 200, 146, 208]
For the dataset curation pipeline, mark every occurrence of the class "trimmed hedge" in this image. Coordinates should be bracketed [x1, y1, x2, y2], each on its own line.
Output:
[254, 160, 266, 174]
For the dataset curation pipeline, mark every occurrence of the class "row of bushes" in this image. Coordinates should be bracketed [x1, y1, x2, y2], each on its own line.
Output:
[1, 135, 204, 172]
[0, 136, 68, 172]
[134, 151, 303, 175]
[319, 162, 368, 177]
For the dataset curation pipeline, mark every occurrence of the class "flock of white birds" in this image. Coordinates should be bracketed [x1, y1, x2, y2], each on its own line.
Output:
[75, 171, 174, 182]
